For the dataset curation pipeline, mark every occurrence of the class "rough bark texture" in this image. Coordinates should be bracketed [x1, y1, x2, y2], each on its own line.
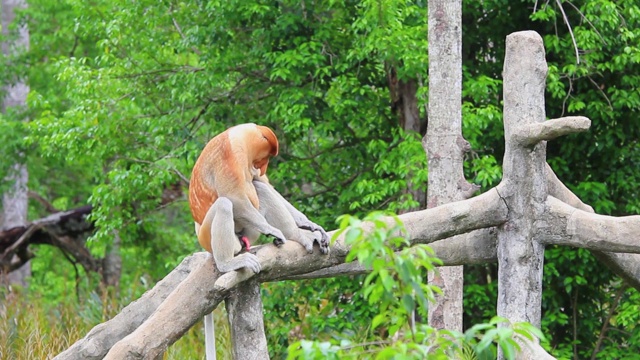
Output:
[387, 65, 427, 210]
[591, 252, 640, 291]
[514, 116, 591, 146]
[1, 183, 185, 278]
[227, 281, 269, 360]
[545, 164, 594, 213]
[388, 65, 422, 134]
[102, 231, 122, 288]
[1, 165, 28, 230]
[0, 206, 95, 274]
[541, 197, 640, 252]
[285, 228, 498, 281]
[426, 0, 476, 332]
[1, 0, 30, 287]
[497, 32, 548, 334]
[545, 164, 640, 290]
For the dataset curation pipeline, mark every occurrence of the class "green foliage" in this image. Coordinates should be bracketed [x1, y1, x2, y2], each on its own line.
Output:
[287, 213, 543, 360]
[339, 212, 441, 334]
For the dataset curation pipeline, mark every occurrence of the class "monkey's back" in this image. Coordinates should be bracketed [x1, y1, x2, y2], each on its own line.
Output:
[189, 129, 259, 225]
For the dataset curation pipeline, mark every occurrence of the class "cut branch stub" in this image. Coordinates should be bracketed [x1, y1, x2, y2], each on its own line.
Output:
[497, 30, 548, 331]
[515, 116, 591, 146]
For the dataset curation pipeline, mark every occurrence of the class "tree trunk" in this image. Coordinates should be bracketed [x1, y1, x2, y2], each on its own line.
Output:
[102, 230, 122, 289]
[1, 0, 30, 287]
[226, 280, 269, 360]
[426, 0, 475, 332]
[498, 31, 548, 359]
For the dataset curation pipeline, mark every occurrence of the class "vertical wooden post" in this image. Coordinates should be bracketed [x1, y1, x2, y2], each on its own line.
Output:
[226, 280, 269, 360]
[497, 30, 549, 357]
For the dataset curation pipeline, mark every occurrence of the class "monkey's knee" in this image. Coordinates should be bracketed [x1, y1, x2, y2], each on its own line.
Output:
[212, 197, 233, 215]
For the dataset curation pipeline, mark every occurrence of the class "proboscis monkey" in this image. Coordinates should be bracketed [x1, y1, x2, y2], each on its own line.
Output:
[189, 123, 329, 360]
[189, 123, 329, 271]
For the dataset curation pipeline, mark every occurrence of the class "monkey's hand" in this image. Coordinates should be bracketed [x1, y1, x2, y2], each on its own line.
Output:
[298, 222, 330, 255]
[266, 227, 287, 247]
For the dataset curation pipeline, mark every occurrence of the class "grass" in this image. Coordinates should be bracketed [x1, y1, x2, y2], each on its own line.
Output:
[0, 287, 233, 360]
[0, 290, 85, 359]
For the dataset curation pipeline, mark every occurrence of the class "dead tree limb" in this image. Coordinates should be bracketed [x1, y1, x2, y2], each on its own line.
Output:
[542, 197, 640, 252]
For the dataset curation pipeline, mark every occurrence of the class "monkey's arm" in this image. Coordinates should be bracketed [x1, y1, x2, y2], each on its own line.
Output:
[199, 197, 261, 273]
[231, 193, 288, 246]
[283, 200, 329, 238]
[252, 177, 329, 242]
[253, 180, 330, 254]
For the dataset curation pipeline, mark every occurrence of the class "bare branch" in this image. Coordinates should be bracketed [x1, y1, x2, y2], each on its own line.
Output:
[556, 0, 580, 64]
[283, 228, 499, 280]
[541, 196, 640, 253]
[55, 253, 209, 360]
[545, 163, 594, 213]
[544, 164, 640, 289]
[515, 116, 591, 146]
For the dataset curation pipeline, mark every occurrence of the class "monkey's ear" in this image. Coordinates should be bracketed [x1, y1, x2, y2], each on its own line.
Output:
[258, 125, 279, 156]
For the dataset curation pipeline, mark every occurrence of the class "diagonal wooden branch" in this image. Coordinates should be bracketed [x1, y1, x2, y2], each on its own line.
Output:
[55, 253, 209, 360]
[546, 164, 640, 289]
[283, 228, 498, 281]
[55, 179, 640, 360]
[218, 187, 507, 291]
[592, 252, 640, 291]
[57, 189, 507, 359]
[545, 163, 594, 213]
[541, 196, 640, 252]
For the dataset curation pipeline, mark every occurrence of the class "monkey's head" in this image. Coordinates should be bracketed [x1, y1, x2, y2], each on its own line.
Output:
[246, 124, 279, 176]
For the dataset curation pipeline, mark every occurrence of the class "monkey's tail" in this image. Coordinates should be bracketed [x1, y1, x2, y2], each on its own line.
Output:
[204, 312, 216, 360]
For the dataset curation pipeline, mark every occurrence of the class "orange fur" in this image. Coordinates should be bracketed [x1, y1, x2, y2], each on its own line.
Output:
[189, 123, 279, 252]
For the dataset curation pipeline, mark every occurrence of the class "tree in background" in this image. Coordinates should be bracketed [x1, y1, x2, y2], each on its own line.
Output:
[1, 0, 30, 286]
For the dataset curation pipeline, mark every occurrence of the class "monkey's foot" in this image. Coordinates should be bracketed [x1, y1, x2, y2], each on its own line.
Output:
[299, 223, 330, 255]
[317, 233, 330, 255]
